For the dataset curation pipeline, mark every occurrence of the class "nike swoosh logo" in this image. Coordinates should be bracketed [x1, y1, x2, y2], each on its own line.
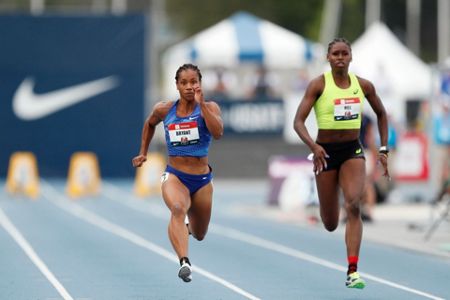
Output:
[13, 76, 120, 121]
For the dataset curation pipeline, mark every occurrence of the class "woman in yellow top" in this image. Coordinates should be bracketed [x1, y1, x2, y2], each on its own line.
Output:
[293, 38, 390, 289]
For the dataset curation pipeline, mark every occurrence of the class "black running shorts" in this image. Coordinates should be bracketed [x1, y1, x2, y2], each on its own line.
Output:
[317, 139, 365, 171]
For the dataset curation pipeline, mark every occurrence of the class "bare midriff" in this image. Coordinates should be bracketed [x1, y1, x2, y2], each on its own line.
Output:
[168, 156, 210, 174]
[316, 128, 360, 144]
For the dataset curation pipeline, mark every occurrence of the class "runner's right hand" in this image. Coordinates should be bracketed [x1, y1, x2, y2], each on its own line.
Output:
[132, 155, 147, 167]
[311, 144, 329, 175]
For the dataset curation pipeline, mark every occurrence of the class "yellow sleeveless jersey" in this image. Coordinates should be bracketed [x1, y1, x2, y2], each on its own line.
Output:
[314, 71, 365, 129]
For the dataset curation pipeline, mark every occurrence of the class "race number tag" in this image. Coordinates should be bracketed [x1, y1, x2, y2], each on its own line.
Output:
[168, 121, 200, 146]
[333, 98, 361, 121]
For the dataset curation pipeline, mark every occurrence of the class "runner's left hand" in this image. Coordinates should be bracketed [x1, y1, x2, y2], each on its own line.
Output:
[378, 153, 390, 180]
[194, 87, 205, 105]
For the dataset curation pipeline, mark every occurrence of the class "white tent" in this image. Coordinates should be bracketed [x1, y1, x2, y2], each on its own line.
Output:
[350, 22, 433, 121]
[445, 57, 450, 68]
[162, 11, 323, 99]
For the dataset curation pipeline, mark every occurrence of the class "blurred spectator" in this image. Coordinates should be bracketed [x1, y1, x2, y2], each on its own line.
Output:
[433, 102, 450, 204]
[360, 114, 378, 222]
[433, 145, 450, 204]
[434, 69, 450, 144]
[441, 70, 450, 99]
[211, 67, 228, 100]
[387, 114, 398, 151]
[249, 65, 274, 100]
[202, 67, 239, 101]
[375, 113, 398, 202]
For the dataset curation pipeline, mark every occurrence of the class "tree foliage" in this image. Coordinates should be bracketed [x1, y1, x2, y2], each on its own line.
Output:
[165, 0, 324, 42]
[165, 0, 438, 62]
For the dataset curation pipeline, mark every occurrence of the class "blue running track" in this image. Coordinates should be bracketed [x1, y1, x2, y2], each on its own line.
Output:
[0, 179, 448, 300]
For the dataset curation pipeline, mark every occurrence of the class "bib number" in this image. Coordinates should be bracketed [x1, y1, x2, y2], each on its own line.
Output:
[334, 98, 361, 121]
[168, 121, 200, 146]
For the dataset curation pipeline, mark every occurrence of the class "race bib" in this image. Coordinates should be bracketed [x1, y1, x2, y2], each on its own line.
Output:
[334, 98, 361, 121]
[168, 121, 200, 146]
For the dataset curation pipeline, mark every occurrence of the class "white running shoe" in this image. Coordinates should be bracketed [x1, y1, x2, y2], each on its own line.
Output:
[178, 263, 192, 282]
[346, 272, 365, 289]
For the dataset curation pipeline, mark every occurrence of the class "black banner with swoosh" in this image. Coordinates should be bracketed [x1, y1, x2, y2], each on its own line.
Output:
[0, 15, 145, 177]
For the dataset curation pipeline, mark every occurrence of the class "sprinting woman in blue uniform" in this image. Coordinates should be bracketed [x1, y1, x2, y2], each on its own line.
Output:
[132, 64, 223, 283]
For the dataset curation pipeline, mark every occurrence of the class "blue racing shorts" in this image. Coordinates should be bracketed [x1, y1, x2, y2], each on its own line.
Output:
[163, 165, 213, 195]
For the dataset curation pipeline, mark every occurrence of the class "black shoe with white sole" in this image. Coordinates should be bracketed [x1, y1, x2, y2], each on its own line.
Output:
[178, 262, 192, 282]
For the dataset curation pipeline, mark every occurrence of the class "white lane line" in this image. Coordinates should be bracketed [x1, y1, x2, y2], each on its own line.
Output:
[101, 181, 446, 300]
[211, 225, 446, 300]
[0, 207, 74, 300]
[41, 182, 261, 300]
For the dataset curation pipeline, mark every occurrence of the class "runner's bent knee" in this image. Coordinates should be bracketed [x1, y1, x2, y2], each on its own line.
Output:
[191, 230, 207, 241]
[188, 212, 210, 241]
[169, 201, 188, 218]
[322, 218, 339, 232]
[344, 197, 361, 217]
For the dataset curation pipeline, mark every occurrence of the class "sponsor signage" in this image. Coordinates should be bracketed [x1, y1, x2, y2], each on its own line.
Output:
[0, 15, 145, 177]
[394, 132, 429, 181]
[218, 100, 285, 135]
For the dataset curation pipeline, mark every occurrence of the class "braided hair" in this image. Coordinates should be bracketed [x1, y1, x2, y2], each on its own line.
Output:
[327, 37, 352, 54]
[175, 63, 202, 82]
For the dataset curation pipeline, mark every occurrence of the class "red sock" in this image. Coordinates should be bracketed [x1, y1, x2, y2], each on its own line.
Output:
[348, 256, 358, 265]
[347, 256, 358, 274]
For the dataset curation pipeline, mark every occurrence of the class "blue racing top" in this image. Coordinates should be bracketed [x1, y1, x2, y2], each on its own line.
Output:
[163, 100, 212, 157]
